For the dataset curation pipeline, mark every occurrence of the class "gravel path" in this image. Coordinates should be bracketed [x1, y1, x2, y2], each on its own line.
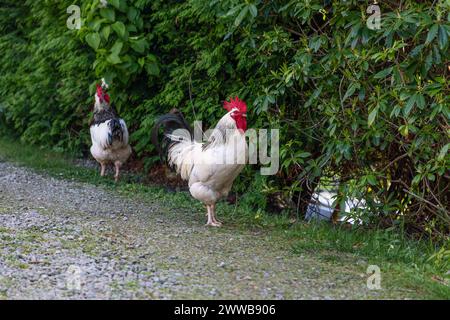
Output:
[0, 160, 417, 299]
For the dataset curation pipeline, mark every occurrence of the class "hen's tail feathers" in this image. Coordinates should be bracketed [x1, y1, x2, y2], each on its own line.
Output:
[108, 118, 124, 145]
[151, 109, 194, 164]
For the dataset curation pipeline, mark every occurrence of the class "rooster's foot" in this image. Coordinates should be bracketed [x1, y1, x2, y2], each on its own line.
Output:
[206, 221, 222, 227]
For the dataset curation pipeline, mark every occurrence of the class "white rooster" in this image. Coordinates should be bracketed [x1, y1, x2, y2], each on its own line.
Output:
[152, 97, 248, 226]
[89, 79, 132, 181]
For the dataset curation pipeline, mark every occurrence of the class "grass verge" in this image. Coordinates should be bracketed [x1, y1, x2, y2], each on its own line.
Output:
[0, 137, 448, 299]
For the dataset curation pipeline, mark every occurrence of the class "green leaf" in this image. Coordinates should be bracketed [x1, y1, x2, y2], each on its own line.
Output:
[147, 54, 157, 62]
[438, 143, 449, 161]
[296, 151, 311, 158]
[425, 24, 438, 44]
[368, 105, 379, 126]
[85, 33, 101, 50]
[108, 0, 121, 9]
[225, 4, 244, 17]
[390, 105, 401, 118]
[403, 95, 416, 116]
[234, 6, 249, 27]
[438, 25, 448, 49]
[127, 24, 138, 33]
[100, 8, 115, 22]
[145, 62, 160, 76]
[416, 94, 425, 109]
[101, 25, 111, 41]
[110, 40, 123, 56]
[112, 21, 126, 38]
[91, 18, 105, 32]
[249, 4, 258, 18]
[366, 175, 377, 186]
[309, 36, 322, 52]
[412, 175, 421, 186]
[130, 38, 148, 54]
[107, 53, 122, 65]
[409, 44, 424, 57]
[128, 7, 138, 22]
[374, 67, 393, 79]
[399, 124, 409, 137]
[343, 82, 360, 101]
[117, 0, 128, 13]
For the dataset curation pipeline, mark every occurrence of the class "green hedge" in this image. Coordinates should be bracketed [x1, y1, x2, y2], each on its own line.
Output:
[0, 0, 448, 239]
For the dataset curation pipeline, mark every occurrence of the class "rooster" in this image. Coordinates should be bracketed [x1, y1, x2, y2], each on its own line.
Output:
[89, 79, 131, 182]
[152, 97, 248, 227]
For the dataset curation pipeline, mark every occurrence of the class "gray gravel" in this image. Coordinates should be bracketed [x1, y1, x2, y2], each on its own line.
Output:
[0, 160, 418, 299]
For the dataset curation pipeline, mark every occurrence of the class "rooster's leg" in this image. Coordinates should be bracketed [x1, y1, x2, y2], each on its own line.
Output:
[210, 204, 222, 226]
[114, 161, 121, 182]
[206, 205, 212, 224]
[206, 204, 221, 227]
[100, 163, 106, 177]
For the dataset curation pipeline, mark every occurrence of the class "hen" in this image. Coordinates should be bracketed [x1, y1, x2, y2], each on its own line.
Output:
[89, 80, 131, 182]
[152, 97, 248, 226]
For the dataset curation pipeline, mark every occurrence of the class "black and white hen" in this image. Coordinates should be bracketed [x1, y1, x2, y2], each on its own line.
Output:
[89, 79, 131, 181]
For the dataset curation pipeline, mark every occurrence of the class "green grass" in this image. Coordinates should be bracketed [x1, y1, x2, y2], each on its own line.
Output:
[0, 137, 448, 299]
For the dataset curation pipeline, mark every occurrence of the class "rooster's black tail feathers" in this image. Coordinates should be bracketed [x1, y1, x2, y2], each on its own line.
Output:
[151, 109, 193, 163]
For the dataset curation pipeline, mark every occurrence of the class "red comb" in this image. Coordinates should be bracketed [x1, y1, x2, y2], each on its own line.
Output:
[96, 84, 103, 98]
[223, 96, 247, 113]
[96, 84, 110, 104]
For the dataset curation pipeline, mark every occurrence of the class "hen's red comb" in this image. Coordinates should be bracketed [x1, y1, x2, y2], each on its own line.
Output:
[223, 96, 247, 113]
[96, 84, 110, 104]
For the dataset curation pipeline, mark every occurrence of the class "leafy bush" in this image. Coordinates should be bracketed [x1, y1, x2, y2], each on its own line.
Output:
[0, 0, 448, 240]
[0, 0, 95, 152]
